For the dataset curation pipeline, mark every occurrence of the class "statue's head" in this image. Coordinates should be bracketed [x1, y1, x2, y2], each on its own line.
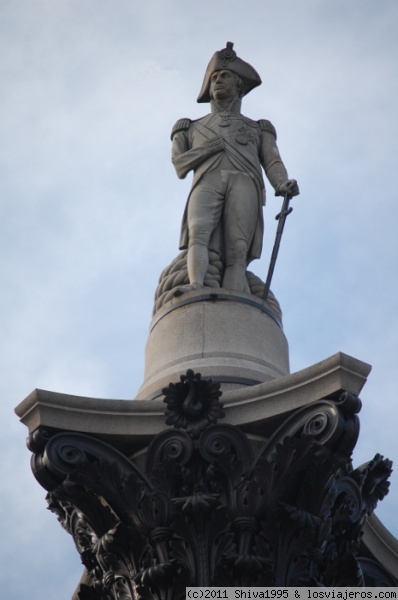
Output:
[209, 69, 244, 102]
[197, 42, 261, 104]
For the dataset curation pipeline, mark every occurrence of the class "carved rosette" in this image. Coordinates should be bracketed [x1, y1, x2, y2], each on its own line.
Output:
[28, 372, 395, 598]
[162, 369, 225, 437]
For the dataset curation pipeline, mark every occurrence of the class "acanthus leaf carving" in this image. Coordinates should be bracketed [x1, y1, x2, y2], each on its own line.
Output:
[27, 371, 395, 597]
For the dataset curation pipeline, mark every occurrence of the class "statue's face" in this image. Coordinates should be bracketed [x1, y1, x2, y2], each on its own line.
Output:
[210, 69, 240, 101]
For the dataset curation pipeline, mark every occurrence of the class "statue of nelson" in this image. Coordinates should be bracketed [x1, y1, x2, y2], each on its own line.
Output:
[171, 42, 299, 295]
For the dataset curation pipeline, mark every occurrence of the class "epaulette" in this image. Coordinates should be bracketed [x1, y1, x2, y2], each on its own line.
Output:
[241, 116, 259, 128]
[171, 118, 192, 140]
[258, 119, 277, 139]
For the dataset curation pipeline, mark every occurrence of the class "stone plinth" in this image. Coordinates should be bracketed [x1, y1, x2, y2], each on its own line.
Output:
[137, 289, 289, 400]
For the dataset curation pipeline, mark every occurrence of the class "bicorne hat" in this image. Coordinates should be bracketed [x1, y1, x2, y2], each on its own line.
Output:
[197, 42, 262, 103]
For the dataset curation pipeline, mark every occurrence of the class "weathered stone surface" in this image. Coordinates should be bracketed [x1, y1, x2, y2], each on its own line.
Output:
[16, 352, 370, 447]
[137, 289, 289, 400]
[152, 250, 282, 317]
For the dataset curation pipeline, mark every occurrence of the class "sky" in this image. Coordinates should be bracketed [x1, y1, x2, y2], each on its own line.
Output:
[1, 0, 398, 597]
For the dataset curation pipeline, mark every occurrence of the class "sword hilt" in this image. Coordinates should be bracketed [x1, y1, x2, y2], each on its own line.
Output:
[275, 206, 293, 220]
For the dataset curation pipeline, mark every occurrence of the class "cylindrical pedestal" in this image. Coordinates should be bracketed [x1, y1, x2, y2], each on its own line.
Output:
[136, 289, 289, 400]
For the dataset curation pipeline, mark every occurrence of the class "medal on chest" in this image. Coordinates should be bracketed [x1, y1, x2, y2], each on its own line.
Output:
[217, 115, 251, 144]
[236, 132, 249, 145]
[218, 114, 231, 127]
[235, 123, 249, 145]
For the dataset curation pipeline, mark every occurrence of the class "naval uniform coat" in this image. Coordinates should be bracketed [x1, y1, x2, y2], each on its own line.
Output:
[171, 111, 288, 263]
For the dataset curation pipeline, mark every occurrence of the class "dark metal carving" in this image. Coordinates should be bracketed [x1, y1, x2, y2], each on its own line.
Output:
[162, 369, 225, 437]
[27, 371, 395, 598]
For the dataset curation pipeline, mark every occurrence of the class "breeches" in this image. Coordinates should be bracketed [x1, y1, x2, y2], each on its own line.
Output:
[187, 170, 258, 265]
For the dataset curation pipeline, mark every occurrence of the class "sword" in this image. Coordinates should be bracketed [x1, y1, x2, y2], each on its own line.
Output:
[262, 192, 293, 302]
